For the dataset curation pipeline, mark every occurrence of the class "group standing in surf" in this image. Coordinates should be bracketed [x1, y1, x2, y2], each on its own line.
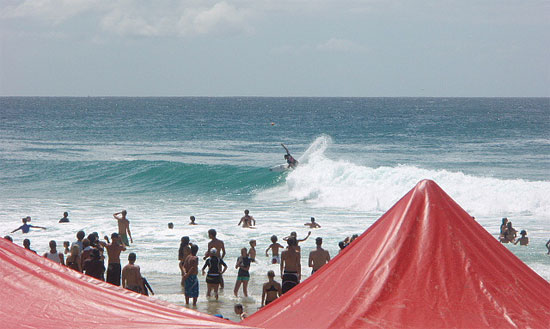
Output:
[4, 210, 549, 320]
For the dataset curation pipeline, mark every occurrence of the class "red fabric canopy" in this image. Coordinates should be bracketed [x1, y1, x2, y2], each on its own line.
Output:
[0, 238, 255, 329]
[244, 179, 550, 329]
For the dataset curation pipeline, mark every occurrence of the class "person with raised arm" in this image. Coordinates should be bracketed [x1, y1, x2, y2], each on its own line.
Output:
[113, 210, 133, 246]
[281, 143, 298, 168]
[11, 217, 46, 234]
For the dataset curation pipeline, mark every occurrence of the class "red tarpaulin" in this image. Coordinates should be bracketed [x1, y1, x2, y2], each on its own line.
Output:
[244, 179, 550, 329]
[0, 238, 256, 329]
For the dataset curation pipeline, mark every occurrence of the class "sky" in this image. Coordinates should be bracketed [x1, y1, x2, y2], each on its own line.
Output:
[0, 0, 549, 97]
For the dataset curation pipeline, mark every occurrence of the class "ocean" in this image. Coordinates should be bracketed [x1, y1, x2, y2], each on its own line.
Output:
[1, 97, 549, 321]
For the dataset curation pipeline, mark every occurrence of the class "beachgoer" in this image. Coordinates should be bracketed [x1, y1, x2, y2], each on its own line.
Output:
[234, 304, 248, 320]
[304, 217, 321, 228]
[66, 245, 82, 272]
[238, 209, 256, 228]
[203, 229, 226, 288]
[283, 231, 311, 252]
[266, 235, 284, 264]
[142, 277, 154, 296]
[4, 235, 13, 242]
[63, 241, 70, 255]
[80, 238, 93, 264]
[83, 249, 105, 280]
[179, 236, 191, 286]
[338, 241, 346, 253]
[99, 233, 126, 286]
[11, 217, 46, 234]
[248, 239, 256, 261]
[280, 237, 301, 294]
[309, 237, 330, 274]
[261, 270, 282, 307]
[202, 248, 227, 300]
[234, 248, 252, 297]
[281, 143, 298, 168]
[59, 212, 69, 223]
[72, 230, 85, 253]
[168, 222, 174, 229]
[499, 218, 509, 242]
[43, 240, 65, 265]
[122, 252, 143, 293]
[113, 210, 133, 246]
[189, 216, 197, 225]
[504, 222, 517, 243]
[181, 244, 199, 305]
[514, 230, 529, 246]
[23, 238, 36, 253]
[546, 239, 550, 255]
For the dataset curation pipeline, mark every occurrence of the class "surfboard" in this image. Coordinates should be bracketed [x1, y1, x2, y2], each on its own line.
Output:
[269, 163, 290, 172]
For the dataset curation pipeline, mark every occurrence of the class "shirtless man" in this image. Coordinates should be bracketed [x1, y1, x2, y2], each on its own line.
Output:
[283, 231, 311, 252]
[280, 237, 301, 294]
[59, 212, 70, 223]
[248, 240, 256, 261]
[266, 235, 284, 264]
[309, 237, 330, 274]
[281, 143, 298, 168]
[238, 210, 256, 228]
[304, 217, 321, 228]
[99, 233, 126, 286]
[113, 210, 133, 246]
[203, 229, 226, 288]
[189, 216, 197, 225]
[514, 230, 529, 246]
[181, 244, 199, 305]
[122, 252, 143, 293]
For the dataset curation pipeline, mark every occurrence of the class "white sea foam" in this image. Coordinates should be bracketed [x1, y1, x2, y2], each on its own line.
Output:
[259, 136, 550, 219]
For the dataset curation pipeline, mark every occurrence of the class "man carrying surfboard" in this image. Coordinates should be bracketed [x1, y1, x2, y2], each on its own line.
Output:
[281, 143, 298, 168]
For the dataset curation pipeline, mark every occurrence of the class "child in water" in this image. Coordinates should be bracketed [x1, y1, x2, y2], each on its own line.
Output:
[514, 230, 529, 246]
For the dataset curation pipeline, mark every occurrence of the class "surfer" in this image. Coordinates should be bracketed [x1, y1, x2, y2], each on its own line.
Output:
[281, 143, 298, 168]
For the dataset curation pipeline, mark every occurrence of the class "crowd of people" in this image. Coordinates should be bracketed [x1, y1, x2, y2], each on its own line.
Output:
[3, 210, 549, 320]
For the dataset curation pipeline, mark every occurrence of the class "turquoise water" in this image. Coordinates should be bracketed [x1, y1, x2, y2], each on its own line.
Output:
[1, 97, 549, 320]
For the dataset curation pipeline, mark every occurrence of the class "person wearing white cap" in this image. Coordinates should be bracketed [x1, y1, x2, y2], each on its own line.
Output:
[202, 247, 227, 300]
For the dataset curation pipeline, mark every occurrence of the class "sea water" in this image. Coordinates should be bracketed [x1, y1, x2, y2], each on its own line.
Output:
[0, 97, 549, 321]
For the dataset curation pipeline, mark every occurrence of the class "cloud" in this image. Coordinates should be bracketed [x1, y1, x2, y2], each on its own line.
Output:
[177, 2, 254, 36]
[0, 0, 100, 24]
[316, 38, 368, 53]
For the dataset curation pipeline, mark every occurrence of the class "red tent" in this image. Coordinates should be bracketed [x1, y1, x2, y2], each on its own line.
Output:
[244, 179, 550, 329]
[0, 238, 255, 329]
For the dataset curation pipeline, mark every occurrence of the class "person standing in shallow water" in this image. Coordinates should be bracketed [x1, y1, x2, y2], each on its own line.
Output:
[204, 229, 226, 288]
[179, 236, 191, 287]
[262, 270, 282, 307]
[234, 247, 252, 297]
[99, 233, 126, 286]
[280, 237, 301, 294]
[182, 244, 200, 305]
[238, 210, 256, 228]
[113, 210, 133, 246]
[309, 237, 330, 274]
[122, 252, 143, 293]
[202, 248, 227, 300]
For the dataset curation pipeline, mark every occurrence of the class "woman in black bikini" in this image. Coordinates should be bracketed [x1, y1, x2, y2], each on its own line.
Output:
[261, 270, 282, 307]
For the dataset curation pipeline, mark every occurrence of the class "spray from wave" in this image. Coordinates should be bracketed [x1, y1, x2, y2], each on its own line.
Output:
[258, 135, 550, 218]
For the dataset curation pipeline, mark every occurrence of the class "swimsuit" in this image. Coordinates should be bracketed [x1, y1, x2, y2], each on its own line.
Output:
[265, 283, 278, 303]
[106, 263, 122, 286]
[282, 270, 299, 294]
[205, 257, 226, 285]
[237, 257, 251, 281]
[184, 275, 199, 298]
[120, 234, 130, 246]
[271, 255, 280, 264]
[126, 285, 141, 293]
